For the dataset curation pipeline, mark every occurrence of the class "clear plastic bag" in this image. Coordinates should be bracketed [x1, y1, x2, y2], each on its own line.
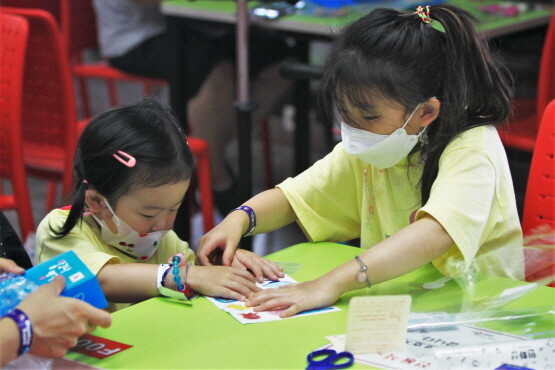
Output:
[0, 272, 38, 316]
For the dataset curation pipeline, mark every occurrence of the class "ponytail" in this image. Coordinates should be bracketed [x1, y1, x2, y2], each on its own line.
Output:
[418, 5, 513, 204]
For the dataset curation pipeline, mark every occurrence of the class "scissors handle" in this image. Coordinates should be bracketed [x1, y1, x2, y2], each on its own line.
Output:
[306, 349, 354, 370]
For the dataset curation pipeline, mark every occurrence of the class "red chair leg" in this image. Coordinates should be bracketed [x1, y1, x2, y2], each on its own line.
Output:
[12, 176, 35, 242]
[46, 181, 57, 212]
[196, 149, 214, 233]
[107, 79, 120, 107]
[77, 75, 92, 118]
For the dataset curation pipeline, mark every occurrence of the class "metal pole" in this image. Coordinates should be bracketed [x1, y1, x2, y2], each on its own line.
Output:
[235, 0, 257, 251]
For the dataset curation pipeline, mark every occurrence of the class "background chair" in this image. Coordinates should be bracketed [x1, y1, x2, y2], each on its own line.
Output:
[0, 11, 35, 241]
[522, 99, 555, 235]
[0, 0, 166, 118]
[2, 6, 82, 212]
[498, 12, 555, 152]
[522, 99, 554, 287]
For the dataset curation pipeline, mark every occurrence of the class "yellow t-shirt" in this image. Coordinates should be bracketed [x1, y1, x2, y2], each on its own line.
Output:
[35, 208, 195, 312]
[278, 125, 524, 280]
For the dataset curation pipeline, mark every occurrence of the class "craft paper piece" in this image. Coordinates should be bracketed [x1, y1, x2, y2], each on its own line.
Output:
[345, 295, 412, 354]
[325, 323, 529, 369]
[205, 274, 340, 324]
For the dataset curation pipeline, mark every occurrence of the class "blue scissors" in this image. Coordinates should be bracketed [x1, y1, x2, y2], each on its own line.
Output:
[306, 349, 354, 370]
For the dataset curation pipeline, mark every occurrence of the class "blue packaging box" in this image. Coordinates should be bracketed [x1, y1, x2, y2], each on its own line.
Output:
[24, 250, 108, 309]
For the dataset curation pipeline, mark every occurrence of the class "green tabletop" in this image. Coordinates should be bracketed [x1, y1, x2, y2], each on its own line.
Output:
[65, 242, 555, 369]
[161, 0, 553, 38]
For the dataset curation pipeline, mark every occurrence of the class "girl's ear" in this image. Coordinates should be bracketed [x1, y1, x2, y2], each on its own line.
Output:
[419, 97, 441, 128]
[85, 189, 105, 213]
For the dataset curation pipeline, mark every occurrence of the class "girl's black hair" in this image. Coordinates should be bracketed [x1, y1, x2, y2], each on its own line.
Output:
[319, 5, 513, 205]
[52, 97, 194, 237]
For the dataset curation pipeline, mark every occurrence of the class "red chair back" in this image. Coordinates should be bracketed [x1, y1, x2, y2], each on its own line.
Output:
[2, 7, 78, 199]
[522, 99, 555, 235]
[0, 11, 35, 240]
[536, 13, 555, 122]
[60, 0, 98, 62]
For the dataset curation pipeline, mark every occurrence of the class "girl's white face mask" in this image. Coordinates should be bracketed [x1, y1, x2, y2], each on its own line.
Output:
[92, 197, 168, 260]
[341, 104, 426, 169]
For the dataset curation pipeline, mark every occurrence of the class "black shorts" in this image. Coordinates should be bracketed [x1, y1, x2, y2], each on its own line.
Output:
[108, 28, 292, 98]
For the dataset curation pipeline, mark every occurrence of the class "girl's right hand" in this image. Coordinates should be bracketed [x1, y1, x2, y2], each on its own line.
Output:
[187, 265, 260, 302]
[196, 211, 248, 267]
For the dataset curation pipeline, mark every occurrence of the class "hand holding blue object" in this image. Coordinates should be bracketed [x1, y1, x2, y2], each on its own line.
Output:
[306, 349, 354, 370]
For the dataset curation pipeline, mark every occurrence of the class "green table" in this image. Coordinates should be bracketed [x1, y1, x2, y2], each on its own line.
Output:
[161, 0, 554, 38]
[65, 242, 555, 369]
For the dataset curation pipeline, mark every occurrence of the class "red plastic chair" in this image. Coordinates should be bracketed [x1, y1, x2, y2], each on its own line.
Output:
[522, 99, 555, 235]
[1, 7, 83, 211]
[522, 99, 555, 287]
[499, 13, 555, 152]
[61, 0, 166, 118]
[0, 11, 35, 240]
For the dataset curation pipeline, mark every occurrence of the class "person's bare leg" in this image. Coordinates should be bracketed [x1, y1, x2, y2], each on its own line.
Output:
[187, 61, 292, 189]
[187, 61, 236, 188]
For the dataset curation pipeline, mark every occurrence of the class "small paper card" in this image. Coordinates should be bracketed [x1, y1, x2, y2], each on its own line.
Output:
[345, 295, 412, 354]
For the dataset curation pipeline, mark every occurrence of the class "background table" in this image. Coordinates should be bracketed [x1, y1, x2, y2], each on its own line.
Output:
[163, 0, 553, 240]
[65, 242, 555, 369]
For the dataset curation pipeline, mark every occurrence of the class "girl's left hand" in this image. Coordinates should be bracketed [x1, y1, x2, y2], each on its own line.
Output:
[245, 277, 341, 318]
[231, 249, 284, 283]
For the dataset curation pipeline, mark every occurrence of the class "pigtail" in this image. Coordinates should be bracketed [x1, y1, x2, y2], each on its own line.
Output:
[49, 157, 89, 238]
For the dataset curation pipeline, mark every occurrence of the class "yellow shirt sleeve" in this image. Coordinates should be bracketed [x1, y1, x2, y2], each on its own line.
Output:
[277, 143, 362, 243]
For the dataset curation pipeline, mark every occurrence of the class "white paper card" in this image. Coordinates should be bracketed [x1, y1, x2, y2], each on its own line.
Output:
[345, 295, 412, 354]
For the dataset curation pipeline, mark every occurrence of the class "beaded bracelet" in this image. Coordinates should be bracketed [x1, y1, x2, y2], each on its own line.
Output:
[354, 256, 372, 287]
[228, 205, 256, 237]
[6, 308, 33, 355]
[171, 256, 194, 300]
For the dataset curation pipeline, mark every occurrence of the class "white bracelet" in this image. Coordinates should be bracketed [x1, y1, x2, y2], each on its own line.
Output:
[156, 263, 188, 300]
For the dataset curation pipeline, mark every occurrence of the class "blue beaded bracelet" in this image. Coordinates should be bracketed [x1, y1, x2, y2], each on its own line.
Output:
[228, 205, 256, 237]
[6, 308, 33, 355]
[171, 256, 194, 300]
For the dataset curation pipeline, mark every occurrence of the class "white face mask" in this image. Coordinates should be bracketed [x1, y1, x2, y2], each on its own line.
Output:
[341, 104, 426, 169]
[92, 197, 168, 260]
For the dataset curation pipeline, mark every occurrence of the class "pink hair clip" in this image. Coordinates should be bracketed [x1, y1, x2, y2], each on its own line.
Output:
[415, 5, 433, 24]
[112, 150, 136, 168]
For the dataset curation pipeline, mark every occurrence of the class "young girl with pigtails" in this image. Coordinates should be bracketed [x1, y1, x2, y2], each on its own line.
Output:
[35, 98, 283, 312]
[197, 5, 524, 317]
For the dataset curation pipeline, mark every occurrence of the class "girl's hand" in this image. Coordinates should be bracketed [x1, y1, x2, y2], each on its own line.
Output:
[196, 212, 247, 267]
[231, 249, 284, 283]
[187, 265, 260, 302]
[245, 277, 341, 318]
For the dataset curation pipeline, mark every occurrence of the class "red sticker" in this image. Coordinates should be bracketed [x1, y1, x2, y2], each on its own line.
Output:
[70, 334, 132, 359]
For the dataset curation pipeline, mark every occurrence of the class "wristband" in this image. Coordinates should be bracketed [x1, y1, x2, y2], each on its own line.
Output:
[157, 263, 184, 299]
[354, 256, 372, 287]
[228, 205, 256, 237]
[6, 308, 33, 355]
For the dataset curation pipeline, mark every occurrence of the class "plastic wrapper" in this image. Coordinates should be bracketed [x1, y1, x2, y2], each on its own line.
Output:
[0, 272, 39, 316]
